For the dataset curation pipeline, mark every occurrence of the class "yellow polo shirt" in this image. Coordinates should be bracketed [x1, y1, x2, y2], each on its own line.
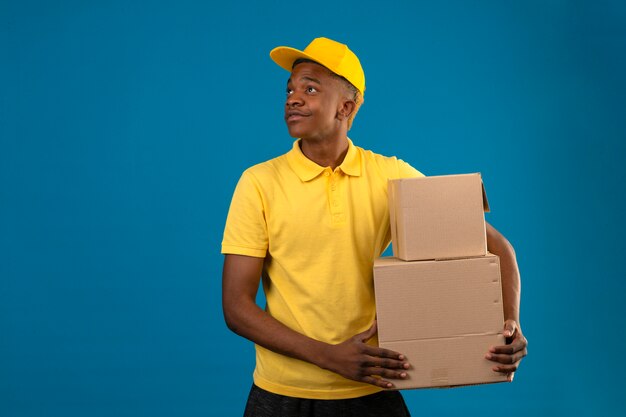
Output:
[222, 138, 422, 399]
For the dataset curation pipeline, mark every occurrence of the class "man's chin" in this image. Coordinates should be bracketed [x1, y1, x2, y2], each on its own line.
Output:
[286, 127, 305, 139]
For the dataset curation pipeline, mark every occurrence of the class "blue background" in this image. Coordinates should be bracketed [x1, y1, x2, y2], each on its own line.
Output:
[2, 1, 625, 416]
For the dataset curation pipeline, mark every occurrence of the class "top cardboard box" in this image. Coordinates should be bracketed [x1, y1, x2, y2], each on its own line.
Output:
[389, 173, 490, 261]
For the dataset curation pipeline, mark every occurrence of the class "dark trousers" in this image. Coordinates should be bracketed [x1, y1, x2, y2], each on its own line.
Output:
[243, 384, 411, 417]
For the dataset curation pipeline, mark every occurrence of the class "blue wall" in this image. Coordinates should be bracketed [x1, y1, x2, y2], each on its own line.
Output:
[2, 1, 625, 415]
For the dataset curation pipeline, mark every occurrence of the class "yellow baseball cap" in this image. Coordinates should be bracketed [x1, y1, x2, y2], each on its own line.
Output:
[270, 37, 365, 95]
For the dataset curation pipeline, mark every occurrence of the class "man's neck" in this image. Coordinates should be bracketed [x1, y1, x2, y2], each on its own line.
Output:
[299, 136, 349, 170]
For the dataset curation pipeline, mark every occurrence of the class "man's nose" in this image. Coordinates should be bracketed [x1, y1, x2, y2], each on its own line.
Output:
[286, 92, 303, 107]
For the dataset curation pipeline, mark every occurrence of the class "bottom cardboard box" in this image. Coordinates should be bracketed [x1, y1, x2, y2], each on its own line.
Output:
[374, 254, 509, 389]
[382, 334, 509, 389]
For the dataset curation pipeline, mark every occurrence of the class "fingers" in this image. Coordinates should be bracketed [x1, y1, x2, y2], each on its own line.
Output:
[359, 344, 409, 370]
[488, 340, 524, 373]
[359, 365, 410, 388]
[367, 365, 409, 379]
[361, 375, 397, 389]
[342, 323, 412, 388]
[489, 332, 528, 355]
[362, 344, 406, 361]
[486, 329, 527, 374]
[503, 319, 518, 338]
[356, 331, 409, 365]
[486, 345, 527, 366]
[363, 355, 410, 371]
[491, 361, 521, 374]
[485, 350, 526, 368]
[359, 346, 411, 388]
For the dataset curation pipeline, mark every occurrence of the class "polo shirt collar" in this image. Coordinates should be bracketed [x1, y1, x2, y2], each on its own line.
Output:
[286, 138, 362, 182]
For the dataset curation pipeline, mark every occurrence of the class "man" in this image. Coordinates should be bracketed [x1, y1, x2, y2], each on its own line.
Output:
[222, 37, 527, 416]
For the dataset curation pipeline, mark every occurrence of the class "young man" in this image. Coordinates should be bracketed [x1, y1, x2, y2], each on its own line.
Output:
[222, 37, 527, 416]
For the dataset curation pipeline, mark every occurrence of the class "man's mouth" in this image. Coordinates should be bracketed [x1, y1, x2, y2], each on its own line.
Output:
[285, 111, 309, 122]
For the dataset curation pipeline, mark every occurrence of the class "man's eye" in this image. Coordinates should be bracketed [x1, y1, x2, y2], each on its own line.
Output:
[306, 87, 317, 93]
[286, 88, 293, 96]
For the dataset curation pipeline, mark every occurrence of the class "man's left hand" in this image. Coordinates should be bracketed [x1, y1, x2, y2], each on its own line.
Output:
[485, 320, 528, 381]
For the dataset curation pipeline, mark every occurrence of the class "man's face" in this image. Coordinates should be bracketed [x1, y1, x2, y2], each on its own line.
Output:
[284, 62, 347, 141]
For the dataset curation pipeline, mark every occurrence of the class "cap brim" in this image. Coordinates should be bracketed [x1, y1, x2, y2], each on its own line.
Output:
[270, 46, 325, 72]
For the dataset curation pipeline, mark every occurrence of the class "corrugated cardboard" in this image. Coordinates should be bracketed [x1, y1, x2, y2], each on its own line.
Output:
[373, 254, 508, 389]
[389, 173, 490, 261]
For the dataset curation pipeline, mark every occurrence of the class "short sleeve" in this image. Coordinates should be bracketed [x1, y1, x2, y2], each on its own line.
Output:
[221, 170, 269, 258]
[397, 158, 424, 179]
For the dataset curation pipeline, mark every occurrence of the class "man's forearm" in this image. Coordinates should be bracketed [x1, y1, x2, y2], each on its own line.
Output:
[222, 254, 411, 388]
[486, 222, 521, 324]
[222, 254, 330, 368]
[224, 295, 331, 368]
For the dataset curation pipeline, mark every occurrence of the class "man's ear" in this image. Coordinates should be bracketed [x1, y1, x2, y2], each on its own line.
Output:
[337, 99, 356, 121]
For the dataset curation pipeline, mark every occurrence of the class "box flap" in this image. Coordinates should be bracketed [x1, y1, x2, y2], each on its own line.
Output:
[480, 174, 490, 213]
[388, 180, 399, 258]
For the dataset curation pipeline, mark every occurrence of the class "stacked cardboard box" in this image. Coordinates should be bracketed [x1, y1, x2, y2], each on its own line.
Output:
[374, 173, 508, 389]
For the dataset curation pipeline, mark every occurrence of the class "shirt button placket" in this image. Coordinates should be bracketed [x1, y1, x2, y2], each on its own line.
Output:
[329, 171, 344, 224]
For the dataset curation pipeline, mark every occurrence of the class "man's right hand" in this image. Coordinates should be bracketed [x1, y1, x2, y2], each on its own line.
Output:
[319, 321, 410, 389]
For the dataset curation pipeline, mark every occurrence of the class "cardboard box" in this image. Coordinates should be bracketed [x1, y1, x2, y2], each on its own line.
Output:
[373, 254, 508, 389]
[389, 173, 490, 261]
